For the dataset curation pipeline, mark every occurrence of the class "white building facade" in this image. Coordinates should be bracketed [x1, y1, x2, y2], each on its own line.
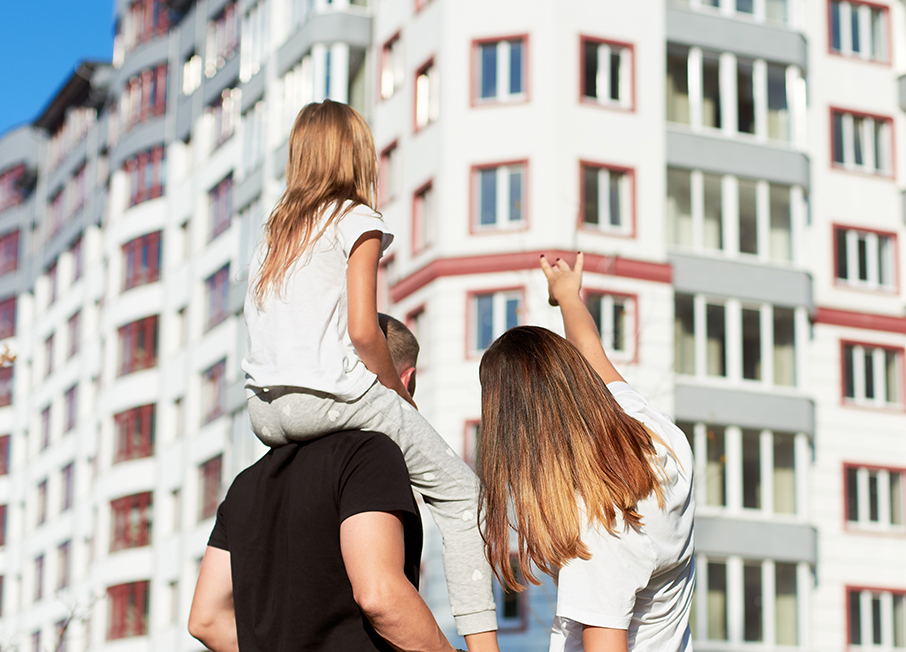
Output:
[0, 0, 903, 651]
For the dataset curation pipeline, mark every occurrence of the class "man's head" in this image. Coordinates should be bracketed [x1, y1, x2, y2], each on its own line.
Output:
[378, 313, 419, 396]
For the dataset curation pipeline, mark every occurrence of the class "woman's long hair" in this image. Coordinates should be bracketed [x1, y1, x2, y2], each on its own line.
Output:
[478, 326, 666, 591]
[252, 100, 378, 307]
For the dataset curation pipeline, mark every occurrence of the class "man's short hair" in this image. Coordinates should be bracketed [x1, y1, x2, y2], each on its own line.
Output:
[378, 313, 419, 373]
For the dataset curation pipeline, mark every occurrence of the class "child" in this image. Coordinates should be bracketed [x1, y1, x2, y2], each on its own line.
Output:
[242, 100, 498, 645]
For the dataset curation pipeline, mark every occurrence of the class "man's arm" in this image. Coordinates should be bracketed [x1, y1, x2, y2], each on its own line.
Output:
[188, 546, 239, 652]
[341, 510, 455, 652]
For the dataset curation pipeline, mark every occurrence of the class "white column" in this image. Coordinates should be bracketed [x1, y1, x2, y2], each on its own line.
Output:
[719, 52, 738, 135]
[877, 470, 891, 528]
[727, 556, 744, 643]
[689, 48, 704, 130]
[859, 4, 872, 59]
[497, 167, 510, 224]
[853, 344, 866, 400]
[694, 422, 708, 506]
[846, 229, 860, 282]
[873, 338, 886, 406]
[597, 43, 611, 105]
[694, 294, 708, 377]
[840, 2, 853, 54]
[761, 303, 775, 385]
[720, 0, 734, 16]
[753, 0, 766, 21]
[790, 67, 807, 150]
[328, 42, 349, 103]
[857, 467, 870, 526]
[756, 180, 770, 259]
[691, 170, 704, 249]
[863, 118, 877, 173]
[726, 298, 742, 381]
[794, 433, 809, 519]
[696, 556, 709, 637]
[726, 426, 744, 512]
[881, 590, 894, 646]
[760, 429, 774, 514]
[598, 168, 611, 226]
[753, 58, 768, 141]
[842, 113, 855, 167]
[797, 562, 811, 648]
[762, 559, 777, 644]
[723, 175, 739, 255]
[498, 41, 512, 100]
[311, 44, 328, 102]
[860, 590, 874, 644]
[790, 185, 805, 266]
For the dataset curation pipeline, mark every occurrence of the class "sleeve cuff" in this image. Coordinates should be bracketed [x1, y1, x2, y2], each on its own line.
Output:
[557, 604, 630, 630]
[453, 609, 499, 636]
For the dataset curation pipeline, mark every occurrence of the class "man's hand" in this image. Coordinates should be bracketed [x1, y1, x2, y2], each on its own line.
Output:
[540, 253, 584, 307]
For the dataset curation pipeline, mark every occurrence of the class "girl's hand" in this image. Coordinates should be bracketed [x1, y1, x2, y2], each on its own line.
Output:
[540, 253, 584, 307]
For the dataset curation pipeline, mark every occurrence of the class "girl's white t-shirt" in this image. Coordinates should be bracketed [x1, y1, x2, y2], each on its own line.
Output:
[549, 382, 695, 652]
[241, 202, 393, 400]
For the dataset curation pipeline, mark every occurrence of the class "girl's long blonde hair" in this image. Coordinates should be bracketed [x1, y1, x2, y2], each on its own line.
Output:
[252, 100, 378, 307]
[478, 326, 667, 592]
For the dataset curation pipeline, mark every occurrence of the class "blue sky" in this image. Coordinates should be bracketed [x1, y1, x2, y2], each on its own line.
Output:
[0, 1, 115, 137]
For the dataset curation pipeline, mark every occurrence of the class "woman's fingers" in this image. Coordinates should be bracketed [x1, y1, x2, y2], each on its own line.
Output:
[540, 254, 554, 279]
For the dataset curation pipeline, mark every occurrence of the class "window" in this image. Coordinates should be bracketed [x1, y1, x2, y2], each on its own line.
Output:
[114, 404, 155, 462]
[0, 231, 19, 276]
[202, 360, 227, 423]
[667, 169, 795, 263]
[832, 109, 893, 175]
[111, 492, 153, 550]
[675, 294, 798, 386]
[122, 231, 162, 290]
[846, 465, 905, 531]
[835, 226, 896, 291]
[44, 334, 54, 377]
[182, 53, 202, 95]
[681, 422, 801, 515]
[842, 342, 902, 407]
[472, 290, 521, 353]
[124, 146, 165, 206]
[474, 37, 526, 104]
[847, 587, 906, 648]
[68, 311, 81, 358]
[61, 462, 75, 512]
[48, 262, 58, 304]
[200, 455, 223, 520]
[587, 292, 636, 358]
[242, 100, 267, 175]
[205, 265, 230, 330]
[0, 367, 10, 408]
[682, 0, 789, 23]
[57, 541, 71, 590]
[581, 37, 632, 109]
[473, 162, 526, 230]
[120, 0, 169, 53]
[667, 47, 795, 143]
[119, 65, 168, 132]
[64, 386, 77, 432]
[0, 165, 25, 211]
[412, 182, 436, 253]
[495, 556, 527, 630]
[830, 1, 889, 62]
[37, 480, 48, 525]
[580, 163, 632, 234]
[378, 142, 399, 207]
[240, 0, 269, 82]
[118, 316, 159, 375]
[205, 2, 239, 78]
[0, 504, 6, 546]
[71, 237, 83, 280]
[209, 175, 233, 240]
[381, 34, 404, 100]
[208, 88, 240, 148]
[691, 556, 800, 645]
[415, 60, 439, 131]
[41, 406, 51, 449]
[31, 631, 39, 652]
[0, 298, 16, 339]
[107, 581, 150, 639]
[0, 435, 9, 475]
[34, 555, 44, 602]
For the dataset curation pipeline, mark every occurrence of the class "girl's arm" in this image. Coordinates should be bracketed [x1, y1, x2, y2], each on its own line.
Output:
[347, 232, 417, 407]
[582, 625, 629, 652]
[540, 253, 625, 385]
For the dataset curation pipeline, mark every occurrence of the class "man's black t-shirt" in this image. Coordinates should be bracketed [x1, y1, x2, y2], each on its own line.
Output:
[207, 431, 423, 651]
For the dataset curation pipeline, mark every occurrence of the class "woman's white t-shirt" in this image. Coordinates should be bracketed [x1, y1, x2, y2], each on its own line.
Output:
[241, 202, 393, 400]
[549, 382, 695, 652]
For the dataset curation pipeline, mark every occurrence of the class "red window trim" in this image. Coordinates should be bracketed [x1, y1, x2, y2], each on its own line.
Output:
[831, 222, 900, 295]
[826, 0, 893, 65]
[839, 339, 906, 410]
[470, 34, 531, 108]
[844, 583, 906, 646]
[125, 145, 165, 207]
[578, 35, 637, 113]
[828, 106, 896, 179]
[577, 159, 638, 239]
[842, 461, 906, 536]
[113, 404, 155, 462]
[378, 31, 403, 103]
[110, 492, 153, 551]
[469, 158, 531, 235]
[118, 316, 159, 375]
[411, 178, 434, 256]
[464, 285, 525, 359]
[107, 580, 150, 639]
[122, 231, 162, 290]
[581, 288, 641, 364]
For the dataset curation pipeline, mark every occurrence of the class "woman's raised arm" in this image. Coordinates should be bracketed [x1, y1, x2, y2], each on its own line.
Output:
[540, 253, 625, 385]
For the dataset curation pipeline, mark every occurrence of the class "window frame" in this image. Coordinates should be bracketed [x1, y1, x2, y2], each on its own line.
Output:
[204, 264, 231, 330]
[209, 174, 234, 240]
[466, 286, 524, 358]
[832, 223, 899, 294]
[470, 34, 530, 107]
[579, 35, 635, 112]
[378, 140, 399, 207]
[829, 107, 895, 178]
[199, 455, 223, 520]
[0, 435, 9, 475]
[411, 179, 435, 255]
[578, 159, 636, 237]
[379, 32, 404, 102]
[827, 0, 892, 64]
[845, 584, 906, 647]
[202, 359, 228, 424]
[843, 462, 906, 534]
[582, 289, 639, 363]
[117, 315, 159, 376]
[107, 580, 150, 639]
[0, 230, 20, 276]
[840, 339, 905, 410]
[110, 492, 153, 551]
[469, 159, 530, 234]
[0, 297, 16, 340]
[113, 404, 156, 463]
[64, 385, 77, 432]
[413, 57, 439, 133]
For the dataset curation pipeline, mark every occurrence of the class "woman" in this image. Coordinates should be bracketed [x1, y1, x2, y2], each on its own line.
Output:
[478, 254, 694, 652]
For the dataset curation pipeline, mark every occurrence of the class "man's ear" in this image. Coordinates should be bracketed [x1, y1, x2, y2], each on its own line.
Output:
[400, 366, 416, 397]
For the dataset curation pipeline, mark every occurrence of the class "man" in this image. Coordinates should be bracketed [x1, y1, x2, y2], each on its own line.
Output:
[189, 315, 495, 652]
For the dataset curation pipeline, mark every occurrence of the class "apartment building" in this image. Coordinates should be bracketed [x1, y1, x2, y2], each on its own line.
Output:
[0, 0, 903, 650]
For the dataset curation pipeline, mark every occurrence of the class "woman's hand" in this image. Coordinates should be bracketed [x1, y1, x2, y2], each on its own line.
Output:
[540, 253, 584, 307]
